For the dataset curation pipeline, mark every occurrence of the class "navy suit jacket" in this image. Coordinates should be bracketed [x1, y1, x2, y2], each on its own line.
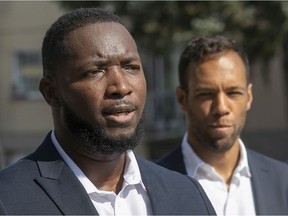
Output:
[0, 132, 215, 215]
[157, 144, 288, 215]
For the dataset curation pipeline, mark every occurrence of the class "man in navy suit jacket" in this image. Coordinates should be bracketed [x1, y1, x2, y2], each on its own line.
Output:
[0, 8, 215, 215]
[157, 35, 288, 215]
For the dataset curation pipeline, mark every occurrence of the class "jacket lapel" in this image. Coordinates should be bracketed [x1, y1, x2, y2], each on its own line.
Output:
[248, 150, 274, 215]
[137, 158, 179, 215]
[34, 133, 98, 215]
[170, 145, 187, 174]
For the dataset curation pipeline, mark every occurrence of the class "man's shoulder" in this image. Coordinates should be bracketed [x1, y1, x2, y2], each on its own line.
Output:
[247, 148, 288, 174]
[156, 144, 182, 163]
[155, 144, 187, 174]
[247, 148, 288, 165]
[0, 153, 38, 182]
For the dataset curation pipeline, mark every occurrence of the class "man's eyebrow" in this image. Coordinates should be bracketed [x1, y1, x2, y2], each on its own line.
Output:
[226, 86, 246, 91]
[74, 60, 108, 72]
[93, 60, 109, 67]
[194, 85, 215, 91]
[194, 88, 215, 95]
[76, 56, 141, 71]
[84, 60, 107, 68]
[194, 85, 246, 92]
[121, 56, 141, 64]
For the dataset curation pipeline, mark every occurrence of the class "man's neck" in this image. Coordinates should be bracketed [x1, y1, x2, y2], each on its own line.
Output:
[190, 140, 241, 187]
[66, 147, 126, 194]
[54, 128, 127, 193]
[210, 146, 240, 187]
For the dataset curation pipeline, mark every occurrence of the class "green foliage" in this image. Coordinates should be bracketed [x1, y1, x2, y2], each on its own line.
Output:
[59, 1, 288, 85]
[60, 1, 287, 58]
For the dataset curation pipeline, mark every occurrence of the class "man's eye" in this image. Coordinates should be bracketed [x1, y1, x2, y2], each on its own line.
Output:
[123, 65, 140, 73]
[228, 91, 243, 96]
[88, 69, 105, 76]
[197, 92, 213, 97]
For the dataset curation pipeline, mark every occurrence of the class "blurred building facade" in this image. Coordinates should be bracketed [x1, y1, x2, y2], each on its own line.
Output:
[0, 1, 65, 166]
[0, 2, 287, 168]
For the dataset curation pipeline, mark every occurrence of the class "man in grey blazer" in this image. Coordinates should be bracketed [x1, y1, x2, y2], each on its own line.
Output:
[0, 8, 215, 215]
[157, 35, 288, 215]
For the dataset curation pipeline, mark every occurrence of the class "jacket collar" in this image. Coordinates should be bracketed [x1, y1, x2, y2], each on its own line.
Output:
[34, 132, 98, 215]
[248, 149, 273, 215]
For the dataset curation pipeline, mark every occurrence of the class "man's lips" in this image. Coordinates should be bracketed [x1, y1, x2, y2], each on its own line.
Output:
[210, 124, 231, 127]
[102, 105, 136, 124]
[209, 124, 232, 132]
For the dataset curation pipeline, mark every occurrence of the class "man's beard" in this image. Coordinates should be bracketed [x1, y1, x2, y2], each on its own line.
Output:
[62, 102, 144, 155]
[192, 120, 244, 154]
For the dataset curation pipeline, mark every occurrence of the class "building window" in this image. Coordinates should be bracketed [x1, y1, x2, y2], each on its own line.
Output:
[11, 50, 42, 100]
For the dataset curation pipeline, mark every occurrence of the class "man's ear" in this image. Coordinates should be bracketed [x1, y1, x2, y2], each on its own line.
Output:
[246, 83, 253, 111]
[39, 76, 61, 108]
[176, 86, 188, 112]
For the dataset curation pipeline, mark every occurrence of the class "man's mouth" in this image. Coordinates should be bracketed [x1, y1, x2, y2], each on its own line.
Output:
[103, 105, 136, 125]
[209, 124, 232, 133]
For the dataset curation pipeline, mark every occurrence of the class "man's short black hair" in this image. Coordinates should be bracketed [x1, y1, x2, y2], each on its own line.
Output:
[178, 35, 250, 92]
[42, 7, 123, 77]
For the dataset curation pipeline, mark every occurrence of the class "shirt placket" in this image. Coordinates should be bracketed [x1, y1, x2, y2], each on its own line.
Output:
[225, 174, 240, 215]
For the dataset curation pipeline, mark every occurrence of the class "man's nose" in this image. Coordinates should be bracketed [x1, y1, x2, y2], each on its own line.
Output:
[212, 93, 230, 116]
[105, 67, 132, 99]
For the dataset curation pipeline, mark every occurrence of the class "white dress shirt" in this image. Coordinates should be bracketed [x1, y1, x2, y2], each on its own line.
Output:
[51, 130, 152, 216]
[182, 132, 256, 216]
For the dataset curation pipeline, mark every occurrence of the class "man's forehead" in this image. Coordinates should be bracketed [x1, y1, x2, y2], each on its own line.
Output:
[66, 22, 130, 41]
[65, 22, 137, 54]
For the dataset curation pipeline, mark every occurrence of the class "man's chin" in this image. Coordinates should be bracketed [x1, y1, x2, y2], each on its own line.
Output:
[209, 139, 235, 153]
[105, 127, 138, 140]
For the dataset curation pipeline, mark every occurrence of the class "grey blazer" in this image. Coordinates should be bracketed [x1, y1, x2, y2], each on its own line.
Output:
[157, 144, 288, 215]
[0, 132, 216, 215]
